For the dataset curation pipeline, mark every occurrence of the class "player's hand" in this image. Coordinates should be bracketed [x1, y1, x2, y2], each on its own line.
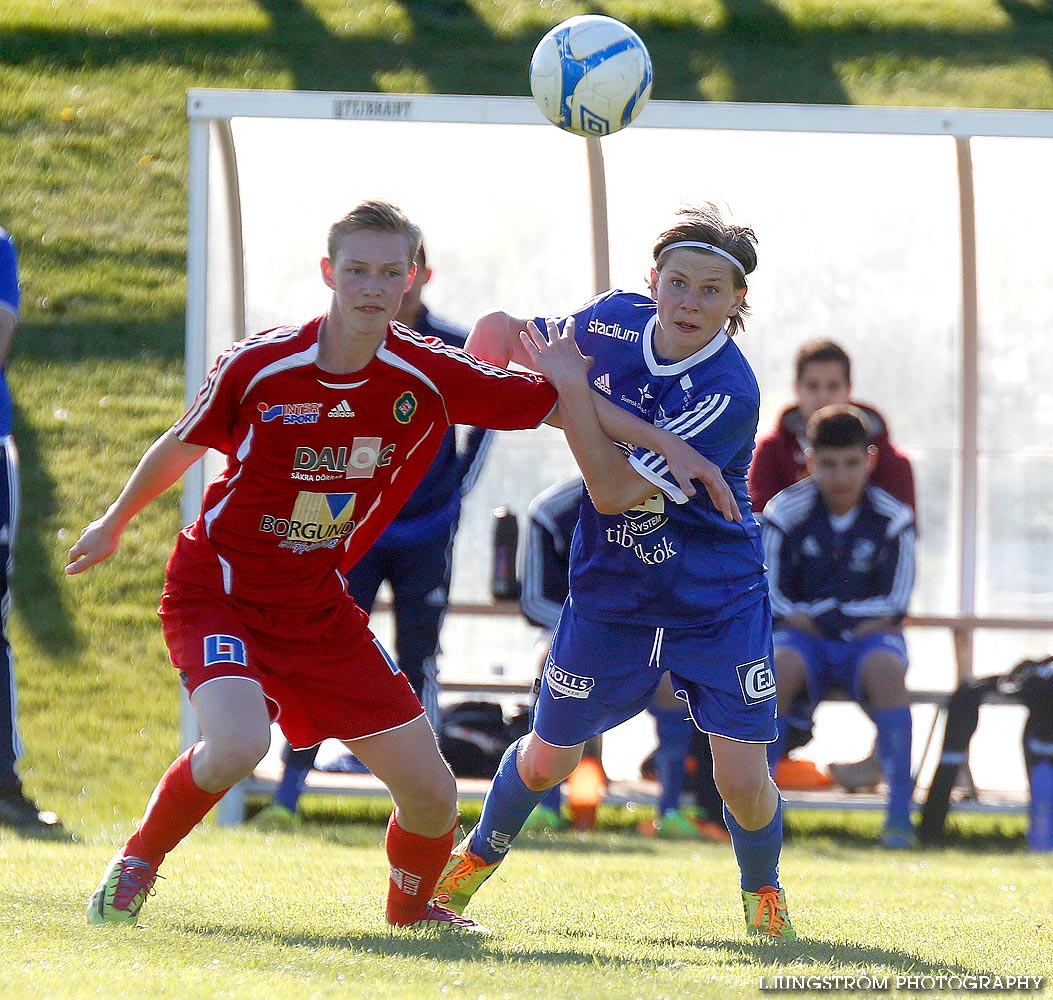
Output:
[660, 435, 741, 521]
[65, 518, 122, 575]
[519, 316, 593, 390]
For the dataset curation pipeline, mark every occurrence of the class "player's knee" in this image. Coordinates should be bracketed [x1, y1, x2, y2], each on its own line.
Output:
[517, 755, 567, 792]
[714, 769, 769, 815]
[195, 732, 270, 791]
[396, 779, 458, 834]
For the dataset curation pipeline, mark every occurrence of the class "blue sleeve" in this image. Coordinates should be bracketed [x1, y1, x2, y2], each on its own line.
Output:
[628, 393, 757, 505]
[0, 230, 19, 318]
[531, 290, 612, 344]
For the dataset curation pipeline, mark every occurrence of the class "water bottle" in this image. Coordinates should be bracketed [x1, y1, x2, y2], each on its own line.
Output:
[491, 506, 520, 601]
[1026, 757, 1053, 852]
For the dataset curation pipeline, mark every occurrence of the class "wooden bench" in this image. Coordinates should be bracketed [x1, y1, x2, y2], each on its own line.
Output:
[215, 608, 1051, 825]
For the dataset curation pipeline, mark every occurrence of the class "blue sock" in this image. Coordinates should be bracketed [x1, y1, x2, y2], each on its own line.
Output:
[539, 783, 562, 813]
[872, 706, 913, 831]
[766, 717, 789, 773]
[652, 706, 693, 815]
[273, 764, 310, 813]
[472, 738, 546, 865]
[724, 795, 784, 892]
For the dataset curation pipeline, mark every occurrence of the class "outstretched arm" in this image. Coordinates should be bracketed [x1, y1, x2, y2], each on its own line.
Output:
[521, 319, 739, 519]
[465, 311, 538, 370]
[589, 393, 739, 520]
[66, 428, 207, 575]
[471, 310, 738, 519]
[523, 318, 739, 520]
[521, 320, 647, 514]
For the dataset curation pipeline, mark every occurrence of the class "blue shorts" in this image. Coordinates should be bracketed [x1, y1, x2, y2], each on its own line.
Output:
[534, 597, 778, 747]
[772, 629, 908, 718]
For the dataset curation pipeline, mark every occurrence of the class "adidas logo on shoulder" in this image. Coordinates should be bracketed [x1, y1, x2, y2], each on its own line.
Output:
[593, 373, 612, 395]
[328, 400, 355, 418]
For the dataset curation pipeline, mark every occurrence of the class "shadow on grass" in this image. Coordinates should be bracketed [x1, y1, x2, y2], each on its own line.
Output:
[18, 318, 185, 363]
[649, 934, 982, 979]
[0, 0, 1049, 105]
[174, 918, 986, 980]
[12, 401, 82, 657]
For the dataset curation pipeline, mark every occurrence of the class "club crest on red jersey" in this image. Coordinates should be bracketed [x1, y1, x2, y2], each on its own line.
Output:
[393, 391, 417, 424]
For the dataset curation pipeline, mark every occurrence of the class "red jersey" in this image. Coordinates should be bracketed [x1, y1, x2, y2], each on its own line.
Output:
[749, 400, 916, 514]
[168, 317, 556, 610]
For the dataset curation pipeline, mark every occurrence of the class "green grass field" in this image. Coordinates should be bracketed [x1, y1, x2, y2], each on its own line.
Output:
[6, 825, 1052, 999]
[2, 1, 1053, 997]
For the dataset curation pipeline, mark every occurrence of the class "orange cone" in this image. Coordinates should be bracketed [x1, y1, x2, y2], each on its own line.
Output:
[565, 756, 606, 830]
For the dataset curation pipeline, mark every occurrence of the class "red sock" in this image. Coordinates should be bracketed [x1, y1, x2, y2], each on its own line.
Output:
[124, 745, 227, 868]
[384, 812, 457, 925]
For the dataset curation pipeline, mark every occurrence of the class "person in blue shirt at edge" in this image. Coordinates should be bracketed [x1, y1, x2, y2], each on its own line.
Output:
[435, 203, 796, 940]
[761, 403, 917, 848]
[252, 241, 493, 829]
[0, 228, 64, 836]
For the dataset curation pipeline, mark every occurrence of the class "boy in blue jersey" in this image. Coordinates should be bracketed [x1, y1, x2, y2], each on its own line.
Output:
[761, 404, 917, 847]
[435, 204, 795, 940]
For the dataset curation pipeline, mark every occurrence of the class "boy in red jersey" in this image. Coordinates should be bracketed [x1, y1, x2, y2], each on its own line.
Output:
[68, 200, 733, 932]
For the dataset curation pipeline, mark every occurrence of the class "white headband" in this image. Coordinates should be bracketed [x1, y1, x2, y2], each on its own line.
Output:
[657, 240, 746, 276]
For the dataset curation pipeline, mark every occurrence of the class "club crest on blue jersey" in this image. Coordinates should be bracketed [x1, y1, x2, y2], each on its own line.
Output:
[545, 659, 595, 700]
[736, 657, 776, 705]
[204, 634, 247, 667]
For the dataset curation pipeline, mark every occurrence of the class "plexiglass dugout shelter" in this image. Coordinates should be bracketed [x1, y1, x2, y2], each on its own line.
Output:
[185, 90, 1053, 814]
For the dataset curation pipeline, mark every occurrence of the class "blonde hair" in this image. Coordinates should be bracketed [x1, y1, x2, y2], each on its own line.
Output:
[327, 200, 422, 264]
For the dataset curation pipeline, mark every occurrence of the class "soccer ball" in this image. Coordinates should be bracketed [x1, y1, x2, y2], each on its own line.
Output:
[529, 15, 653, 138]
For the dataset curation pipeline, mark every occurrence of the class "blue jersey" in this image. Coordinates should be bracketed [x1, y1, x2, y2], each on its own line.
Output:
[537, 289, 768, 628]
[762, 478, 915, 641]
[0, 228, 19, 437]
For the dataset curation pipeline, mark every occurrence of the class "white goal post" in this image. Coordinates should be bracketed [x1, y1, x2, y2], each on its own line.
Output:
[184, 90, 1053, 795]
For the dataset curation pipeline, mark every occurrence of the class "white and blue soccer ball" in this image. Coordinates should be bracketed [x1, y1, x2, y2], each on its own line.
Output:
[529, 15, 653, 138]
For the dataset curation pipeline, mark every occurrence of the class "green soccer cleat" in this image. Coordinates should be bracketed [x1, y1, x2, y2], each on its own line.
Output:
[433, 830, 502, 915]
[87, 853, 161, 926]
[522, 805, 568, 832]
[652, 807, 732, 843]
[742, 885, 796, 941]
[250, 803, 301, 832]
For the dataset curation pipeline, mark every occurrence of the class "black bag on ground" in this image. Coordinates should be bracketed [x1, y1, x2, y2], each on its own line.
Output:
[439, 700, 517, 779]
[918, 655, 1053, 846]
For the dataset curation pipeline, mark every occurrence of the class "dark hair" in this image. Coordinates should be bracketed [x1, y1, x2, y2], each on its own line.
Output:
[806, 403, 870, 450]
[795, 338, 852, 384]
[327, 199, 422, 264]
[652, 203, 758, 334]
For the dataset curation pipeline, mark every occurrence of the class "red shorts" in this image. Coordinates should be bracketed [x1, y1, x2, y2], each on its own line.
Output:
[158, 584, 424, 749]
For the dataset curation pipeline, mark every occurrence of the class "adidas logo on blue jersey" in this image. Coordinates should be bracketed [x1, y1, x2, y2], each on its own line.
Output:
[328, 399, 355, 418]
[593, 373, 611, 395]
